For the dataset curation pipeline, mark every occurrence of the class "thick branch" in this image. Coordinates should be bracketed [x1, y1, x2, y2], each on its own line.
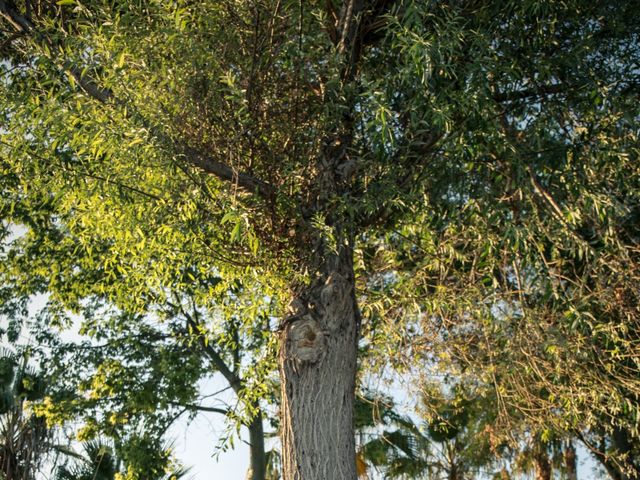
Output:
[0, 0, 33, 31]
[183, 314, 243, 394]
[182, 145, 275, 199]
[0, 0, 114, 102]
[67, 65, 113, 104]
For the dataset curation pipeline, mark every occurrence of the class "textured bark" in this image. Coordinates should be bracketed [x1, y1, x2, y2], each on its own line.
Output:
[279, 251, 359, 480]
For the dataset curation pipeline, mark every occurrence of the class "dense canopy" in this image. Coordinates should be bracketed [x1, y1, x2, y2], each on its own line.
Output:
[0, 1, 639, 479]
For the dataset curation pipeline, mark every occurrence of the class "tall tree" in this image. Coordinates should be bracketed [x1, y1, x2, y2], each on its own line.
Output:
[1, 1, 639, 479]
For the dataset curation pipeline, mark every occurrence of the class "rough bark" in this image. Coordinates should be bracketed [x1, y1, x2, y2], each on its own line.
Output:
[279, 250, 359, 480]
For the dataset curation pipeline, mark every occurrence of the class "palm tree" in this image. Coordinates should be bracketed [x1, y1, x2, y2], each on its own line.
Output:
[357, 387, 507, 480]
[355, 392, 433, 479]
[512, 434, 581, 480]
[55, 440, 118, 480]
[0, 348, 50, 480]
[55, 436, 190, 480]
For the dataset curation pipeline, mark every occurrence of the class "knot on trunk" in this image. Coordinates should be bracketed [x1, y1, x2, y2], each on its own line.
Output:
[320, 272, 353, 332]
[288, 316, 326, 365]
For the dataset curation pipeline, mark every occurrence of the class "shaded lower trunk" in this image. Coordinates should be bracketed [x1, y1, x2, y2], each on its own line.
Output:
[594, 454, 639, 480]
[611, 427, 640, 480]
[278, 252, 359, 480]
[448, 464, 460, 480]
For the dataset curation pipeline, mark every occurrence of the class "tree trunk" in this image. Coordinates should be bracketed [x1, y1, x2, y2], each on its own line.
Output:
[499, 467, 511, 480]
[448, 464, 460, 480]
[246, 412, 266, 480]
[278, 250, 359, 480]
[533, 449, 551, 480]
[611, 427, 640, 480]
[446, 442, 460, 480]
[564, 441, 577, 480]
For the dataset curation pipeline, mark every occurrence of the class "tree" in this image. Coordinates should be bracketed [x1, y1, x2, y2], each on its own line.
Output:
[1, 1, 639, 479]
[37, 298, 278, 480]
[0, 347, 50, 480]
[55, 437, 189, 480]
[355, 391, 434, 479]
[356, 386, 510, 480]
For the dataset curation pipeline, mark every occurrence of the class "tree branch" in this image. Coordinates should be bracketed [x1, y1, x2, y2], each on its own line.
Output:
[493, 83, 567, 103]
[169, 401, 229, 416]
[0, 0, 275, 200]
[180, 308, 243, 395]
[181, 145, 275, 199]
[0, 0, 33, 32]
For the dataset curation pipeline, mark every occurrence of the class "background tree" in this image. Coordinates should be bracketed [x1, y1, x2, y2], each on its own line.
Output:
[55, 436, 189, 480]
[355, 391, 433, 479]
[0, 345, 50, 480]
[354, 385, 524, 480]
[44, 304, 277, 480]
[355, 1, 640, 477]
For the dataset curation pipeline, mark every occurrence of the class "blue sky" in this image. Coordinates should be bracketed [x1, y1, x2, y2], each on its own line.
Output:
[169, 412, 250, 479]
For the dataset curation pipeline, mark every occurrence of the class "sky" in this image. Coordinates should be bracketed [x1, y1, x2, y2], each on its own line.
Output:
[167, 375, 257, 479]
[169, 412, 250, 479]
